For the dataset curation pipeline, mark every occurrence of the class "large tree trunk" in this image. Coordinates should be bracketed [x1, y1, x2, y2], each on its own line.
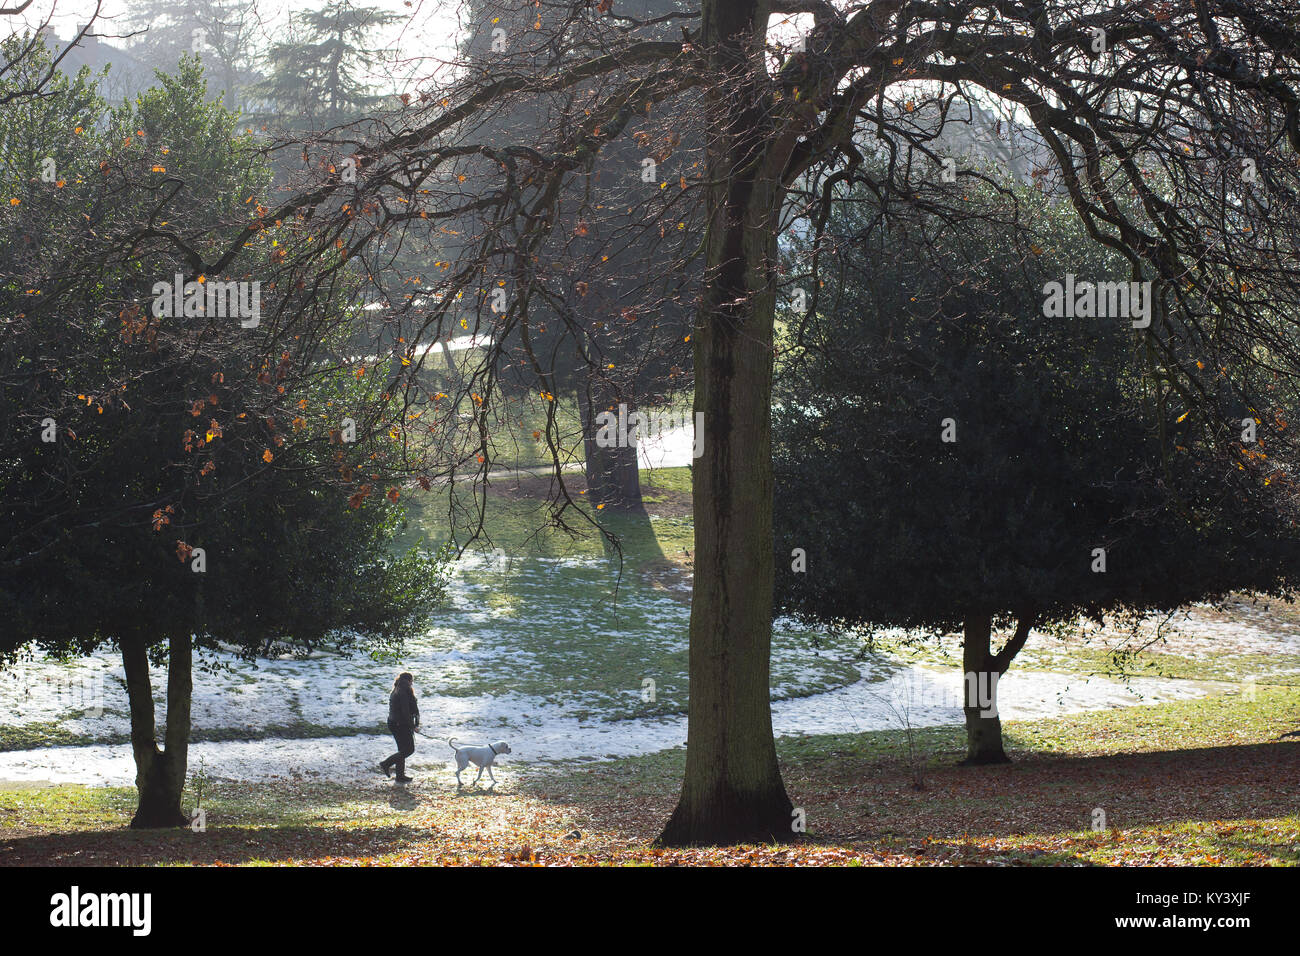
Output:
[658, 0, 795, 846]
[960, 614, 1008, 765]
[960, 612, 1032, 766]
[122, 634, 193, 828]
[594, 439, 642, 510]
[578, 381, 644, 511]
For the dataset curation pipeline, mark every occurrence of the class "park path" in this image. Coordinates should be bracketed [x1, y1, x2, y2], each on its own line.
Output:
[0, 660, 1208, 787]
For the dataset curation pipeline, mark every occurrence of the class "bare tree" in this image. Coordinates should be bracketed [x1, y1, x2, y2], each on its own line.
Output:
[123, 0, 266, 111]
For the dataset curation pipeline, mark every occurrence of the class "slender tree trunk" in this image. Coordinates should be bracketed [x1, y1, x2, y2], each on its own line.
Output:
[659, 0, 795, 846]
[579, 380, 644, 511]
[578, 385, 609, 499]
[960, 612, 1032, 765]
[223, 60, 236, 112]
[122, 634, 193, 828]
[440, 340, 462, 390]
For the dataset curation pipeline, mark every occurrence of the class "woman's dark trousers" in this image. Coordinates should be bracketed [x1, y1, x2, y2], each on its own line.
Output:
[382, 724, 415, 776]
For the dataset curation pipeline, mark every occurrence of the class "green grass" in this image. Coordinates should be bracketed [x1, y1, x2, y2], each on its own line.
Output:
[523, 684, 1300, 781]
[4, 687, 1296, 865]
[1021, 646, 1300, 684]
[519, 685, 1300, 865]
[874, 623, 1300, 687]
[409, 386, 696, 475]
[0, 782, 139, 831]
[482, 394, 586, 472]
[0, 721, 104, 752]
[399, 464, 695, 562]
[396, 468, 856, 719]
[987, 819, 1300, 866]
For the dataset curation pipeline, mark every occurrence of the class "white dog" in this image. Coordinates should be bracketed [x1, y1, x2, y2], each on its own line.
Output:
[447, 737, 511, 787]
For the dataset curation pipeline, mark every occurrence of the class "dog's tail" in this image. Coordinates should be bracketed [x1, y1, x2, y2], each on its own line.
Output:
[447, 737, 459, 751]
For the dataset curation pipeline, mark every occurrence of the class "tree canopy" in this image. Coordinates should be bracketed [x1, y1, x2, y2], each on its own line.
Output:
[773, 174, 1300, 761]
[0, 45, 449, 826]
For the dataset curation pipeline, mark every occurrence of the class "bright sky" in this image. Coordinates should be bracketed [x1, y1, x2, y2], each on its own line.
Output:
[5, 1, 808, 95]
[3, 0, 468, 92]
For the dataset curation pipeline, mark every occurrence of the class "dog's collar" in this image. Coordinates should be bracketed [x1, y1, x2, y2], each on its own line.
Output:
[488, 743, 498, 755]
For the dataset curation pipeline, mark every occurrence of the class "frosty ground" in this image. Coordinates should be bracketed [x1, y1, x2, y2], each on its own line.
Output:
[1, 534, 1293, 788]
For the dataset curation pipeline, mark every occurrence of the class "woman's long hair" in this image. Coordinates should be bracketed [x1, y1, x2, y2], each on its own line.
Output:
[393, 672, 414, 692]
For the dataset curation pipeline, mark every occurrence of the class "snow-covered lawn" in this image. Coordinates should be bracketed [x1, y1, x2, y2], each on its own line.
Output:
[0, 654, 1208, 787]
[4, 487, 1286, 789]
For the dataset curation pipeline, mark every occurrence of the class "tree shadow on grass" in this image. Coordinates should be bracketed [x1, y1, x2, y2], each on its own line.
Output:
[0, 823, 430, 866]
[6, 736, 1296, 866]
[791, 740, 1300, 849]
[1198, 826, 1300, 864]
[452, 785, 500, 798]
[387, 789, 419, 811]
[0, 777, 574, 867]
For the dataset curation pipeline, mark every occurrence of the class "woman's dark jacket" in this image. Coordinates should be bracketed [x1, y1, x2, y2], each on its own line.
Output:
[388, 685, 419, 732]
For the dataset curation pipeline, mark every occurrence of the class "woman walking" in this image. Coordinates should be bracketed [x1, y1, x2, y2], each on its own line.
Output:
[378, 672, 420, 783]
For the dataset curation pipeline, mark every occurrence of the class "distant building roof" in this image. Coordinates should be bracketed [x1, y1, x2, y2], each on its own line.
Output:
[39, 25, 153, 102]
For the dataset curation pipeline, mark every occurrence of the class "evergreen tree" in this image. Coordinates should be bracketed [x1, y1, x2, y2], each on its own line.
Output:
[773, 179, 1300, 763]
[0, 47, 448, 826]
[257, 1, 399, 125]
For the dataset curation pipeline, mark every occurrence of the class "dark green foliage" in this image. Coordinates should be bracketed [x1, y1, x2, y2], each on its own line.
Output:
[0, 41, 448, 660]
[773, 181, 1300, 637]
